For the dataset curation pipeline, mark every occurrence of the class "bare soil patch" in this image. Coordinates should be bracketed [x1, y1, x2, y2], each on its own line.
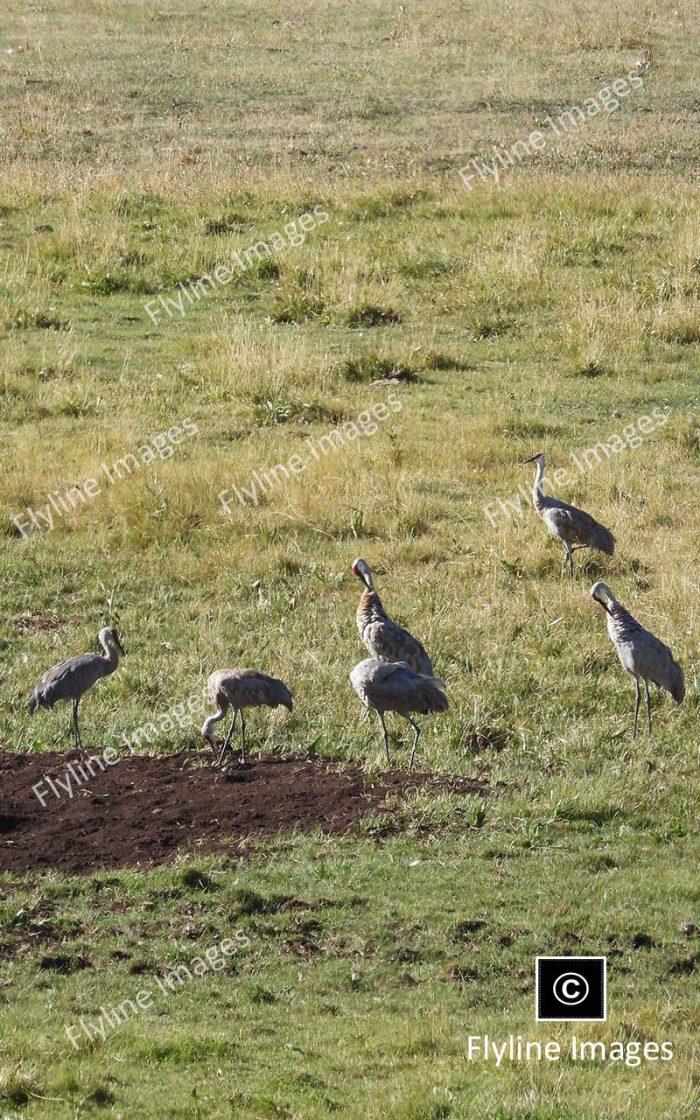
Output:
[0, 750, 485, 874]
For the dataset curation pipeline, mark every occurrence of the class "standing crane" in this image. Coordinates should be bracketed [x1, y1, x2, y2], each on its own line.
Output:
[351, 558, 433, 674]
[591, 581, 685, 737]
[201, 668, 293, 767]
[28, 626, 126, 748]
[522, 452, 615, 575]
[349, 658, 447, 769]
[635, 46, 653, 74]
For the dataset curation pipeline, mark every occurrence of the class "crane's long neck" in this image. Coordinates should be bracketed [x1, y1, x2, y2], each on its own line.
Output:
[357, 586, 389, 634]
[202, 708, 226, 740]
[532, 459, 547, 513]
[604, 597, 642, 641]
[99, 635, 120, 672]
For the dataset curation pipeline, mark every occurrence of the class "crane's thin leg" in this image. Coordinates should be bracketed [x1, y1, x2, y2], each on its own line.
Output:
[239, 711, 247, 765]
[632, 678, 641, 739]
[407, 718, 421, 771]
[217, 709, 237, 767]
[644, 680, 652, 735]
[377, 712, 390, 767]
[222, 709, 238, 753]
[72, 698, 82, 749]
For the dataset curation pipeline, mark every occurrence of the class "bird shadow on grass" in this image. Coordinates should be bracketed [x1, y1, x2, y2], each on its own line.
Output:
[577, 555, 613, 582]
[529, 554, 614, 583]
[460, 727, 512, 753]
[553, 803, 627, 827]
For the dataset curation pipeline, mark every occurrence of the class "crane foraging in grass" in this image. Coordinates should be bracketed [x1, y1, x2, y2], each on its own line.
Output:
[350, 658, 447, 769]
[635, 46, 653, 74]
[201, 668, 293, 767]
[591, 581, 685, 738]
[28, 626, 126, 748]
[522, 452, 615, 576]
[351, 558, 433, 675]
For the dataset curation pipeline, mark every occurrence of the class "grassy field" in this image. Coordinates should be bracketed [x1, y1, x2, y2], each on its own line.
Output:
[1, 1, 699, 1117]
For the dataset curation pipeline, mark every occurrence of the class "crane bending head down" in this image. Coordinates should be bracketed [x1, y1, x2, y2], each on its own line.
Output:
[100, 626, 126, 656]
[351, 558, 375, 590]
[590, 581, 615, 613]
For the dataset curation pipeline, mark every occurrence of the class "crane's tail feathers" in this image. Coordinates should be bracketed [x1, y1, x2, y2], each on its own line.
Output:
[269, 680, 293, 712]
[28, 684, 56, 713]
[669, 663, 685, 705]
[591, 522, 615, 555]
[417, 653, 434, 676]
[416, 678, 448, 714]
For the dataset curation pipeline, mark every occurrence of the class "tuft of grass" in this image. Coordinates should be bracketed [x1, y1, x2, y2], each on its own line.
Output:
[4, 309, 71, 332]
[248, 983, 279, 1005]
[270, 269, 326, 323]
[658, 317, 700, 345]
[472, 313, 513, 339]
[202, 215, 249, 236]
[421, 350, 474, 372]
[341, 354, 418, 383]
[574, 359, 611, 378]
[179, 867, 217, 891]
[347, 304, 402, 328]
[0, 1061, 41, 1107]
[251, 393, 344, 426]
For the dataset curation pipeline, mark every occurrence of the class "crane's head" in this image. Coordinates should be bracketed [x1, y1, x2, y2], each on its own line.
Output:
[100, 626, 126, 656]
[590, 581, 615, 614]
[351, 557, 375, 590]
[521, 451, 545, 466]
[201, 716, 217, 749]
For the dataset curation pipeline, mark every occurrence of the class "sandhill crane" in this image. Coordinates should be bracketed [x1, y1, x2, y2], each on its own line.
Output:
[591, 581, 685, 737]
[28, 626, 126, 748]
[350, 658, 447, 769]
[636, 46, 652, 74]
[201, 668, 293, 767]
[351, 558, 433, 674]
[522, 452, 614, 575]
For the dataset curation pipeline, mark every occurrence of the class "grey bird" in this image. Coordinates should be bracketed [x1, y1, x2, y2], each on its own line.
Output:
[28, 626, 126, 748]
[201, 668, 293, 767]
[350, 658, 448, 769]
[352, 558, 433, 674]
[591, 581, 685, 737]
[635, 46, 652, 74]
[523, 452, 615, 575]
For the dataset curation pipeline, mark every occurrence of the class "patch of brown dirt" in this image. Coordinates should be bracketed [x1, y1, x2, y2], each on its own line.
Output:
[0, 750, 485, 875]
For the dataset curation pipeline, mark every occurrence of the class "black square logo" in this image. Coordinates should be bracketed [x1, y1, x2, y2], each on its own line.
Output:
[536, 957, 606, 1021]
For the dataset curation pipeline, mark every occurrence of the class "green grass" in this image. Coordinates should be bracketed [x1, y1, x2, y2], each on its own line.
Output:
[1, 1, 699, 1117]
[1, 832, 698, 1119]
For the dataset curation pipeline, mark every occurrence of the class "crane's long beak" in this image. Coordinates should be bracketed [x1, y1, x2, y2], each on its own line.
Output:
[352, 564, 371, 590]
[521, 454, 540, 464]
[591, 593, 613, 616]
[116, 637, 127, 656]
